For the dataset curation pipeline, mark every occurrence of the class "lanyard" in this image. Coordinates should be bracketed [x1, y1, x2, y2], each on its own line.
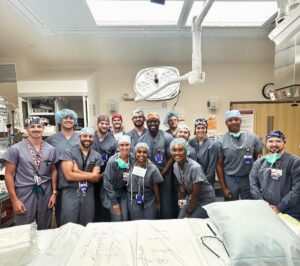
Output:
[178, 167, 186, 200]
[80, 149, 91, 171]
[26, 139, 44, 174]
[130, 162, 146, 205]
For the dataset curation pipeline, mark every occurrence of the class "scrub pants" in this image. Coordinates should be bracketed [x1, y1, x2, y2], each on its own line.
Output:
[159, 170, 173, 219]
[225, 175, 252, 201]
[178, 189, 215, 219]
[94, 181, 111, 222]
[110, 197, 128, 222]
[15, 183, 52, 230]
[61, 185, 95, 226]
[128, 197, 157, 220]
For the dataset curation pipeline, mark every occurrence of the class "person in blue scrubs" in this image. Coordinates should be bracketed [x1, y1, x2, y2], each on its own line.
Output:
[103, 135, 134, 221]
[127, 142, 163, 220]
[143, 112, 174, 219]
[217, 110, 263, 200]
[2, 116, 58, 230]
[189, 118, 218, 187]
[46, 108, 79, 226]
[60, 127, 101, 226]
[92, 115, 118, 221]
[250, 130, 300, 220]
[171, 138, 215, 218]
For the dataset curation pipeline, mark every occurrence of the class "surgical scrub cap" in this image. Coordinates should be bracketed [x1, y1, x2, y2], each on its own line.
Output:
[118, 135, 131, 145]
[266, 130, 285, 142]
[132, 109, 144, 117]
[79, 127, 94, 136]
[194, 118, 208, 128]
[225, 110, 241, 121]
[112, 114, 123, 121]
[177, 124, 191, 132]
[24, 116, 43, 127]
[134, 142, 149, 152]
[163, 111, 179, 127]
[146, 112, 160, 121]
[170, 137, 190, 156]
[55, 109, 78, 125]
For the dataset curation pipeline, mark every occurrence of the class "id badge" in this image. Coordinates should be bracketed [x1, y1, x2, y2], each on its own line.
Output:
[123, 172, 129, 182]
[101, 153, 108, 163]
[271, 169, 282, 181]
[79, 181, 88, 191]
[136, 194, 143, 204]
[132, 166, 146, 178]
[178, 199, 187, 208]
[34, 175, 42, 186]
[155, 154, 163, 164]
[243, 155, 253, 165]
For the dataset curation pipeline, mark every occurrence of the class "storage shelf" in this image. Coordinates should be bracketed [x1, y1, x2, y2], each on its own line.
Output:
[29, 112, 55, 116]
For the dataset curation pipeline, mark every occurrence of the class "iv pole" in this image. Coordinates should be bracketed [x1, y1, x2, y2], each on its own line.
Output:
[135, 0, 215, 102]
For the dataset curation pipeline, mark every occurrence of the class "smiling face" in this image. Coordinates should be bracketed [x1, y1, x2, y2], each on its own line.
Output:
[97, 120, 110, 134]
[26, 124, 44, 139]
[195, 124, 207, 139]
[80, 133, 94, 148]
[146, 118, 160, 134]
[136, 147, 148, 164]
[226, 117, 242, 133]
[112, 118, 122, 130]
[266, 137, 285, 154]
[177, 128, 190, 140]
[60, 116, 75, 130]
[171, 144, 187, 165]
[132, 115, 145, 128]
[119, 142, 131, 157]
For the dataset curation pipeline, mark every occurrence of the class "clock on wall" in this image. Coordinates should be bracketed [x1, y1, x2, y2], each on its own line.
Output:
[262, 83, 275, 99]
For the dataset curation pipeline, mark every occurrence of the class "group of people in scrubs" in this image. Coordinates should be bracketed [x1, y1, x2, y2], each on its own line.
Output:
[1, 107, 299, 230]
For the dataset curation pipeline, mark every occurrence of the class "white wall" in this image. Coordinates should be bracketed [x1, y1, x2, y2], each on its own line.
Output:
[95, 63, 274, 134]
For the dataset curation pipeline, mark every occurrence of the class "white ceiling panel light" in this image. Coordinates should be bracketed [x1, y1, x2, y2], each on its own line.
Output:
[187, 1, 278, 27]
[86, 0, 184, 26]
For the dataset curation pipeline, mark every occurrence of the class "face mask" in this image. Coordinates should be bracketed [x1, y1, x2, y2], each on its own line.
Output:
[115, 158, 128, 169]
[266, 153, 281, 164]
[230, 132, 242, 138]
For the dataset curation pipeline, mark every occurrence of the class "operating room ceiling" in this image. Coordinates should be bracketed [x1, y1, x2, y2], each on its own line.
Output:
[0, 0, 277, 66]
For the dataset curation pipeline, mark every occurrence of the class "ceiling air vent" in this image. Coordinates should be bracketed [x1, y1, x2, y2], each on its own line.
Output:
[0, 64, 17, 83]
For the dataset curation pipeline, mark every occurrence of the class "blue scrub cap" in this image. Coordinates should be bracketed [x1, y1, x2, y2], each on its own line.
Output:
[163, 111, 179, 127]
[79, 127, 94, 136]
[266, 130, 285, 142]
[55, 109, 78, 125]
[225, 110, 241, 121]
[134, 142, 149, 152]
[170, 137, 190, 156]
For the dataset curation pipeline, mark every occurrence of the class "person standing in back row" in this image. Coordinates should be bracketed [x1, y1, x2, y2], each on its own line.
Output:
[217, 110, 263, 201]
[46, 109, 79, 227]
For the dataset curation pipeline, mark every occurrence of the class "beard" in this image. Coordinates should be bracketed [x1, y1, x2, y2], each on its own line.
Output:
[80, 140, 92, 148]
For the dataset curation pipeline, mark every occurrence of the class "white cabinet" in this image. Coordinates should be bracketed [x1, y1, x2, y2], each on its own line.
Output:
[18, 96, 88, 136]
[17, 78, 98, 136]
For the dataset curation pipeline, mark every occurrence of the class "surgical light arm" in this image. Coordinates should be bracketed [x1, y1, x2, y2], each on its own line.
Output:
[134, 0, 214, 102]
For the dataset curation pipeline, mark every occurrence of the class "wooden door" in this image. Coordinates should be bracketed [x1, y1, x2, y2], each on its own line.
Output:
[231, 102, 300, 156]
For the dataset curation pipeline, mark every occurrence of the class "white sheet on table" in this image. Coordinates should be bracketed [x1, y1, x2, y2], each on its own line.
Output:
[66, 219, 231, 266]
